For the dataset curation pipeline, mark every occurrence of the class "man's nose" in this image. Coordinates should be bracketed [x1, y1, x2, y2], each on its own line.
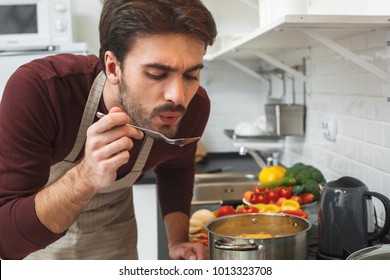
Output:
[164, 78, 186, 105]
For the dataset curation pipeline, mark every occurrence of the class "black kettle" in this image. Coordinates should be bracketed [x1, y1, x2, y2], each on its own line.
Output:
[318, 176, 390, 259]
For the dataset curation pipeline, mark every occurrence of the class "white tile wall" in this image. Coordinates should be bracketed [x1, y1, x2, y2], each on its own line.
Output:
[201, 30, 390, 224]
[201, 61, 268, 151]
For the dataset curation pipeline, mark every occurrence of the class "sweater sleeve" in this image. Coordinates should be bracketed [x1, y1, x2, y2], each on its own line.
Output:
[0, 66, 66, 259]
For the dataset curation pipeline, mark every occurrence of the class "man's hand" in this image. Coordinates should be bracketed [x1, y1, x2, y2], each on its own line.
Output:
[169, 241, 209, 260]
[164, 212, 209, 260]
[35, 107, 143, 234]
[79, 106, 144, 192]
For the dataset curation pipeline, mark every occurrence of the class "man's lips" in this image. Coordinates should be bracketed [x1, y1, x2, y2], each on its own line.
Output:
[159, 113, 181, 125]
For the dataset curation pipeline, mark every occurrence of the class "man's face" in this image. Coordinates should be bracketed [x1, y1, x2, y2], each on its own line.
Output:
[118, 34, 205, 138]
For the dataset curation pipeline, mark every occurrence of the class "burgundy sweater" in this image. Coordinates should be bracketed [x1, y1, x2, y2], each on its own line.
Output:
[0, 53, 210, 259]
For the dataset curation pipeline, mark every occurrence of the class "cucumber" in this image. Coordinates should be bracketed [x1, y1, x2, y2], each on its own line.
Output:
[263, 177, 297, 188]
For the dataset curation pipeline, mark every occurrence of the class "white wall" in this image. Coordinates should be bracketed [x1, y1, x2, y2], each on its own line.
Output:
[200, 61, 268, 151]
[282, 30, 390, 225]
[70, 0, 102, 55]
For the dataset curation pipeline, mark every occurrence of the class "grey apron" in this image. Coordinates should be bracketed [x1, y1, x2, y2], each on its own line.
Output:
[25, 71, 154, 259]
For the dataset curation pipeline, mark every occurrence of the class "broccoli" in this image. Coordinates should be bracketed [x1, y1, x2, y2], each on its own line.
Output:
[284, 162, 306, 178]
[289, 163, 325, 199]
[295, 178, 319, 198]
[263, 163, 326, 199]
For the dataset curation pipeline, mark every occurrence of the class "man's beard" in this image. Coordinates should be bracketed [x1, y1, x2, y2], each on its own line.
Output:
[118, 75, 186, 139]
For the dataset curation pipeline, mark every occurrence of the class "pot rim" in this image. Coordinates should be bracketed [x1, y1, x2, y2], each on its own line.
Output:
[346, 244, 390, 260]
[206, 212, 312, 240]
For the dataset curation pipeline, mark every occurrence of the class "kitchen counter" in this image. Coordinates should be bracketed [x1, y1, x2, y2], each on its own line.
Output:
[138, 152, 261, 185]
[194, 152, 261, 174]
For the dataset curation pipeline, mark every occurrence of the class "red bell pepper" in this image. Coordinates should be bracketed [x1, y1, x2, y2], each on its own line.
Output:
[279, 210, 308, 219]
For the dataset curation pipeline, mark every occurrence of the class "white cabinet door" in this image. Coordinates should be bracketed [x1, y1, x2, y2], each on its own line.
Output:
[133, 183, 158, 260]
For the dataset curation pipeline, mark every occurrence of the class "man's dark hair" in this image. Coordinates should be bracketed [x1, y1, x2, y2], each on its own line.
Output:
[99, 0, 217, 72]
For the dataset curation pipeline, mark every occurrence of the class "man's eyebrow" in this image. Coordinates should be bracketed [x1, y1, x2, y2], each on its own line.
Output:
[187, 64, 204, 72]
[144, 63, 204, 72]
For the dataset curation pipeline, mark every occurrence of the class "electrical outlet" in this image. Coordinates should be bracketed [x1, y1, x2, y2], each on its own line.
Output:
[322, 118, 337, 142]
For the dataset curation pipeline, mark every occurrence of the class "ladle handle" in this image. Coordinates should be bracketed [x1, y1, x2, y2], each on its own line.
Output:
[365, 191, 390, 241]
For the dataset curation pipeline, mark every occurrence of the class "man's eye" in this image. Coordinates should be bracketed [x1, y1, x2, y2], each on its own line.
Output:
[146, 72, 167, 80]
[185, 74, 199, 81]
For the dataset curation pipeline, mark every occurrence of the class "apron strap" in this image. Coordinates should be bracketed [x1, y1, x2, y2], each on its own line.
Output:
[64, 71, 106, 163]
[132, 136, 154, 172]
[47, 71, 105, 185]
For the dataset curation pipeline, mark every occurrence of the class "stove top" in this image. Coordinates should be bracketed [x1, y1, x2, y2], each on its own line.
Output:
[308, 224, 390, 260]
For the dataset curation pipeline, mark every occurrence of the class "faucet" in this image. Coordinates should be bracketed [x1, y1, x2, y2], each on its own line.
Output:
[239, 146, 280, 169]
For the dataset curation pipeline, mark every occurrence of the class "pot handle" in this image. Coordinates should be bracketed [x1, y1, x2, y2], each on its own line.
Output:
[214, 240, 263, 252]
[365, 191, 390, 241]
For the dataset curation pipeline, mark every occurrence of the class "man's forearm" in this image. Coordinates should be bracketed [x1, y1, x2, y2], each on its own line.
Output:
[164, 211, 190, 248]
[35, 163, 97, 234]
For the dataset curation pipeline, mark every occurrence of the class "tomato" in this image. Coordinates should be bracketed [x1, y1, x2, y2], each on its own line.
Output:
[276, 197, 287, 206]
[243, 191, 254, 202]
[299, 192, 315, 205]
[216, 205, 236, 217]
[253, 185, 266, 194]
[290, 195, 303, 205]
[278, 186, 293, 198]
[249, 193, 269, 204]
[236, 205, 259, 214]
[265, 189, 279, 204]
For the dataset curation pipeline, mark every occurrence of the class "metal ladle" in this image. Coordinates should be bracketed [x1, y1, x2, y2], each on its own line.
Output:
[96, 112, 200, 147]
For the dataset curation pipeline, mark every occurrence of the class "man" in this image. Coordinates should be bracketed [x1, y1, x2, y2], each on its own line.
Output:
[0, 0, 217, 259]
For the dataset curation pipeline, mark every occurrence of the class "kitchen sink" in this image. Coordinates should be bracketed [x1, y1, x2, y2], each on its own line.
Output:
[194, 172, 257, 183]
[192, 172, 259, 203]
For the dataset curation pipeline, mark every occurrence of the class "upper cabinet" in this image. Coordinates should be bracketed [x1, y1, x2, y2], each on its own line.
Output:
[203, 0, 390, 82]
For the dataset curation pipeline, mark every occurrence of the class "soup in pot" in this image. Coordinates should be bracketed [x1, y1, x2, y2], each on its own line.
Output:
[234, 232, 273, 239]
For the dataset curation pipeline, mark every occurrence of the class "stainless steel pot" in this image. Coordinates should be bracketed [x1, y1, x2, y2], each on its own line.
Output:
[206, 213, 311, 260]
[346, 244, 390, 260]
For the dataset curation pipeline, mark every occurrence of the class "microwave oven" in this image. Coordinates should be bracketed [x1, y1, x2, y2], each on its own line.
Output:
[0, 0, 73, 51]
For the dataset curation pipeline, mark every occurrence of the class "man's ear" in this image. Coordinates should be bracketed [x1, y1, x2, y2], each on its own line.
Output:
[104, 51, 121, 85]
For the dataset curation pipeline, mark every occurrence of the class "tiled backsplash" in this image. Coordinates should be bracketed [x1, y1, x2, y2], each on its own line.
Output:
[201, 30, 390, 224]
[200, 60, 269, 151]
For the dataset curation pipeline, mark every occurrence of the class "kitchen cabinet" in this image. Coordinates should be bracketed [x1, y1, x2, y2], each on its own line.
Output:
[133, 183, 158, 260]
[205, 14, 390, 83]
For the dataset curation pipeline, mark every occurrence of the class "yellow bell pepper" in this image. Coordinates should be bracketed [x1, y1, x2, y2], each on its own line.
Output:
[260, 204, 281, 213]
[281, 199, 300, 211]
[258, 165, 286, 185]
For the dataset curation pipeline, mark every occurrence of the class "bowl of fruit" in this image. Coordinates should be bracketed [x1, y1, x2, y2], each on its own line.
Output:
[242, 162, 326, 223]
